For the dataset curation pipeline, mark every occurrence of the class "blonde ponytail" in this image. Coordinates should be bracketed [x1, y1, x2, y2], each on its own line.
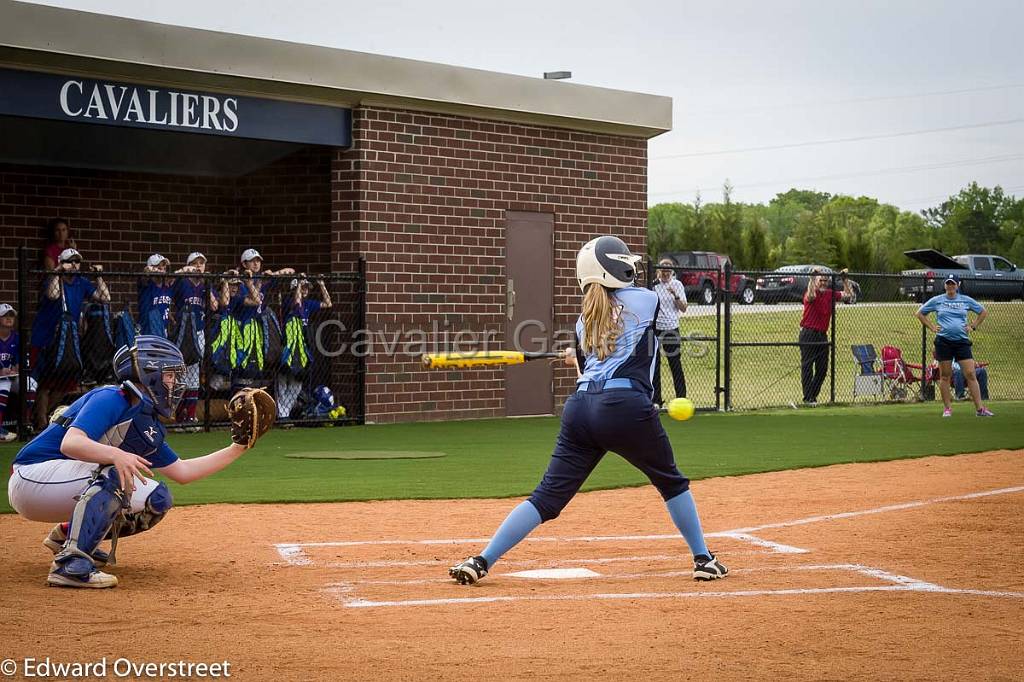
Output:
[581, 284, 623, 361]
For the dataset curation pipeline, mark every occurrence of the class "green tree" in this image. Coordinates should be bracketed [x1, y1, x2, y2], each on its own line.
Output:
[742, 217, 771, 270]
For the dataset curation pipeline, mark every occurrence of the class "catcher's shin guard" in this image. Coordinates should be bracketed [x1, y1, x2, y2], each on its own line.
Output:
[43, 524, 110, 568]
[116, 481, 172, 538]
[53, 466, 128, 568]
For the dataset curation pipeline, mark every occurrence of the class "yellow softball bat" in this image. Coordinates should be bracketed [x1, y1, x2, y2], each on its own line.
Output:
[421, 350, 558, 369]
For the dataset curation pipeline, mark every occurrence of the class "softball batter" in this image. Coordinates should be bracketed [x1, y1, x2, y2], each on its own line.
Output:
[450, 236, 727, 584]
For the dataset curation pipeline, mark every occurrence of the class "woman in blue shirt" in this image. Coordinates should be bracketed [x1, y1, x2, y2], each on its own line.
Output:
[915, 274, 992, 417]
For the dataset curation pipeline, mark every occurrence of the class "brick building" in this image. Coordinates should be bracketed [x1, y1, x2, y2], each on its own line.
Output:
[0, 0, 670, 423]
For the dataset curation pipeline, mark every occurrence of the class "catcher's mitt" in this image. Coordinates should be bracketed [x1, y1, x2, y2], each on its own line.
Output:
[227, 388, 276, 449]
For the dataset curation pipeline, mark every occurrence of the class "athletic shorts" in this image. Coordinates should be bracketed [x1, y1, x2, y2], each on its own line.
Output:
[934, 336, 973, 363]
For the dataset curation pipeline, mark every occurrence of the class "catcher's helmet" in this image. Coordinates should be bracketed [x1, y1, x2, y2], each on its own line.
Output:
[576, 236, 642, 291]
[113, 335, 187, 418]
[313, 385, 335, 411]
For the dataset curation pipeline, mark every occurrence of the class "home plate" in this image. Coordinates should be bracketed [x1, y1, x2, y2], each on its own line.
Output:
[504, 568, 602, 579]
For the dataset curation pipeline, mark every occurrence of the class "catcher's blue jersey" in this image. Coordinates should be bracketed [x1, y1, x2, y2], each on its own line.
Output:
[14, 386, 179, 468]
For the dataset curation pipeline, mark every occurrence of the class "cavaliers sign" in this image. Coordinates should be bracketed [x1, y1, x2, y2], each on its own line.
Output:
[0, 68, 351, 146]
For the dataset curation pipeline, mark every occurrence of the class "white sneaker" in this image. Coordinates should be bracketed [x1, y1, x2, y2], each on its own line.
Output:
[47, 559, 117, 589]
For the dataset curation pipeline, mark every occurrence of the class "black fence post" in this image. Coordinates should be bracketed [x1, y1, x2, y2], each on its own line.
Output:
[723, 261, 732, 411]
[16, 246, 29, 441]
[645, 258, 655, 289]
[356, 256, 367, 425]
[715, 277, 722, 412]
[202, 272, 212, 433]
[830, 273, 837, 404]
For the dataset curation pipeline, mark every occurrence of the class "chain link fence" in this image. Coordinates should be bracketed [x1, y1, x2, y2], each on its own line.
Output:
[648, 261, 1024, 411]
[6, 248, 364, 439]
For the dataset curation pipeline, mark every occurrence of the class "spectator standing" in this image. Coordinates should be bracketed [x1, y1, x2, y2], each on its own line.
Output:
[278, 275, 332, 418]
[30, 248, 110, 429]
[138, 254, 174, 338]
[651, 258, 688, 407]
[228, 249, 293, 388]
[0, 305, 36, 442]
[41, 218, 75, 271]
[799, 268, 853, 405]
[173, 252, 218, 428]
[915, 274, 992, 417]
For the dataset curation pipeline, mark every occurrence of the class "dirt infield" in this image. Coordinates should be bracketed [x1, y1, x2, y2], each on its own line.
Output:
[2, 450, 1022, 681]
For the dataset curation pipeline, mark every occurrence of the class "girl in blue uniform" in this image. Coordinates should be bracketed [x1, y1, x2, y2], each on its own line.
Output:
[138, 254, 174, 337]
[450, 236, 728, 584]
[173, 252, 219, 426]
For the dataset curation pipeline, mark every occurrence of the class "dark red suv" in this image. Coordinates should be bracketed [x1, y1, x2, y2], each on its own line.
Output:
[659, 251, 755, 305]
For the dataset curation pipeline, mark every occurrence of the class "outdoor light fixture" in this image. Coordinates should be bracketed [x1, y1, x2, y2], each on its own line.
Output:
[543, 71, 572, 80]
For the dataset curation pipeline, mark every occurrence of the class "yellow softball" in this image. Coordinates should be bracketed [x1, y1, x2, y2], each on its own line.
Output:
[666, 397, 695, 421]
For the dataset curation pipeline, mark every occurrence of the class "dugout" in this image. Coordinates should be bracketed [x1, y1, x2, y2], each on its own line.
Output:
[0, 0, 671, 424]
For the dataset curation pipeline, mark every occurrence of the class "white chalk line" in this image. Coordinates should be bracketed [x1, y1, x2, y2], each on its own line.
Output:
[274, 533, 799, 566]
[277, 484, 1024, 608]
[729, 485, 1024, 534]
[273, 484, 1023, 566]
[309, 551, 770, 570]
[340, 585, 1024, 609]
[326, 563, 917, 587]
[326, 564, 1024, 608]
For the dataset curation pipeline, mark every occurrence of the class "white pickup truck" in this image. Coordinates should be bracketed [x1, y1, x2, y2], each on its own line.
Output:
[900, 249, 1024, 301]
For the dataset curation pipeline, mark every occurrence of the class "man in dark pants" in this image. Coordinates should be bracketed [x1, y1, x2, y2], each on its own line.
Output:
[799, 268, 853, 405]
[652, 259, 688, 407]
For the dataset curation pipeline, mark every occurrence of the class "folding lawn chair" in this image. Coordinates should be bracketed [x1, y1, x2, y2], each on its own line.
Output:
[880, 345, 925, 401]
[851, 345, 886, 399]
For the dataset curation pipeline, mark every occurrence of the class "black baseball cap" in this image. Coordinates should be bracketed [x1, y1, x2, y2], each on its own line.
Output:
[944, 273, 961, 285]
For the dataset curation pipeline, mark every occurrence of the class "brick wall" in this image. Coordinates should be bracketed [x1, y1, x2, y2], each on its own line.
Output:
[0, 148, 335, 306]
[1, 112, 649, 425]
[342, 107, 648, 423]
[236, 147, 333, 274]
[0, 165, 236, 305]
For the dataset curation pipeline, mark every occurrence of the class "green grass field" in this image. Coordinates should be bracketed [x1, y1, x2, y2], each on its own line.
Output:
[4, 401, 1022, 513]
[665, 302, 1024, 409]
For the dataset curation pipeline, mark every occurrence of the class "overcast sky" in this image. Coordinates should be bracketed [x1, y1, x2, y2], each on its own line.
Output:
[29, 0, 1024, 211]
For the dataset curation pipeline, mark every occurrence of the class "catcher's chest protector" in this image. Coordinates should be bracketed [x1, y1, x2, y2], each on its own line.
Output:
[98, 409, 166, 457]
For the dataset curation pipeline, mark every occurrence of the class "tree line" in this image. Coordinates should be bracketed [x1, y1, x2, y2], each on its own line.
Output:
[647, 182, 1024, 273]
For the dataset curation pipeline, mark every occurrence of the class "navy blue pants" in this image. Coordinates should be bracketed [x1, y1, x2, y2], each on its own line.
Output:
[528, 385, 690, 522]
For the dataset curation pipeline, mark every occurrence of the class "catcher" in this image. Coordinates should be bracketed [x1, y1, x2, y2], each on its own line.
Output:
[7, 335, 275, 588]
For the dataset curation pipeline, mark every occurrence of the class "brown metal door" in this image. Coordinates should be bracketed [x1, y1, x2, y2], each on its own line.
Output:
[505, 211, 554, 416]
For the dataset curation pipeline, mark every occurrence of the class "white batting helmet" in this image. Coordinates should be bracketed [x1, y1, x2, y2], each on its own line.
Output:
[575, 236, 642, 291]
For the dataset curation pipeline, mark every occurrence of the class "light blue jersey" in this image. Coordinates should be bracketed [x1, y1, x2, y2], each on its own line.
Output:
[918, 293, 984, 342]
[575, 286, 659, 392]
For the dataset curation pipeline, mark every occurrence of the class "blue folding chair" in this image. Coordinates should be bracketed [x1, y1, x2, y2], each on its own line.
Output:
[851, 344, 886, 399]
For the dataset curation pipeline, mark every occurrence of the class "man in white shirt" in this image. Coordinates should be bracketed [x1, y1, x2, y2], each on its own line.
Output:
[652, 258, 688, 406]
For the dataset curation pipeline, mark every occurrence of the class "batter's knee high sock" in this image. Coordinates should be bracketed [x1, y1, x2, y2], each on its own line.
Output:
[665, 489, 710, 558]
[480, 500, 543, 568]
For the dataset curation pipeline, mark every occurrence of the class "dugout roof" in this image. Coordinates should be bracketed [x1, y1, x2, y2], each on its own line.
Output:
[0, 0, 672, 139]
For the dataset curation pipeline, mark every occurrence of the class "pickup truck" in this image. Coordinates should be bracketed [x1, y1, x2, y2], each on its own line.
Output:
[658, 251, 755, 305]
[900, 249, 1024, 301]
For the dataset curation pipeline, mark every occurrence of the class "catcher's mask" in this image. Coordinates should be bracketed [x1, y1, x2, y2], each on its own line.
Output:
[113, 335, 187, 418]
